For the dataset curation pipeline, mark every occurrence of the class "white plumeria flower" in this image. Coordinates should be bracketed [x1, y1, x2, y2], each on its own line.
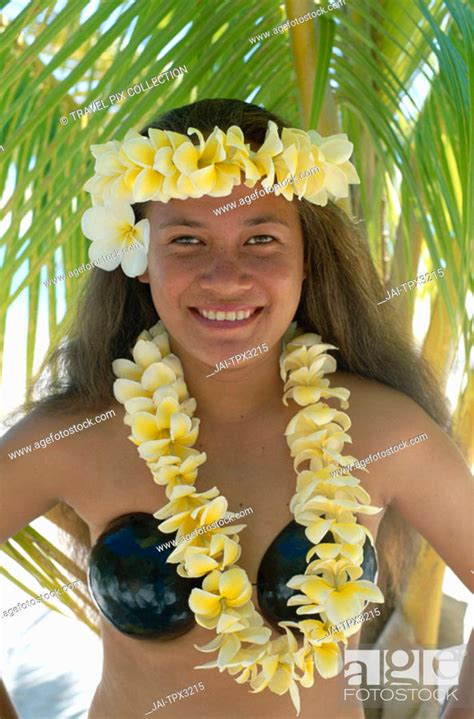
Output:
[81, 201, 150, 277]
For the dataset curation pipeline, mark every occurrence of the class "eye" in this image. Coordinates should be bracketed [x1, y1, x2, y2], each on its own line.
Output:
[170, 236, 201, 245]
[246, 235, 275, 245]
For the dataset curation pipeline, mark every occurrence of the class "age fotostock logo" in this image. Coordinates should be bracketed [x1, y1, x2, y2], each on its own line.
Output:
[343, 646, 467, 707]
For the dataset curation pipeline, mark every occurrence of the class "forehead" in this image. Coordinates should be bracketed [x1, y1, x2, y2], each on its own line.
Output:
[143, 181, 302, 230]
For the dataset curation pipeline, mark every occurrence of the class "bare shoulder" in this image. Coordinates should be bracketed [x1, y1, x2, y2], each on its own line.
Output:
[1, 401, 125, 490]
[0, 404, 92, 539]
[333, 370, 466, 504]
[335, 369, 432, 426]
[2, 401, 119, 450]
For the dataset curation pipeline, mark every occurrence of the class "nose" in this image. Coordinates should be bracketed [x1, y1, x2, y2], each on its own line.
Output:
[198, 250, 254, 294]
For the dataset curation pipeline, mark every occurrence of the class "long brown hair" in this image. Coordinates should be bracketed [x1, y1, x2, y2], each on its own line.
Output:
[21, 98, 450, 636]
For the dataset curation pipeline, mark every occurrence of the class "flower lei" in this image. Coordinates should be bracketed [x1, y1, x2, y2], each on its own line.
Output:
[112, 321, 384, 715]
[81, 120, 360, 277]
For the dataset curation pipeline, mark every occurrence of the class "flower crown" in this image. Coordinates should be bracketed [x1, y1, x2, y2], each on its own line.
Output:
[81, 121, 360, 277]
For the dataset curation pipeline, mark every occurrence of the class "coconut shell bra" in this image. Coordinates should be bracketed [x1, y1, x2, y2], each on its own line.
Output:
[88, 513, 377, 639]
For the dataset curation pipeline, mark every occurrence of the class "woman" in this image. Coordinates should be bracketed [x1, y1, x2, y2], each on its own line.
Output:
[1, 98, 472, 719]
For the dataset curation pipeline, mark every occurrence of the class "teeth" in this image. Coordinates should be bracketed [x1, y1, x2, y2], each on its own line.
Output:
[198, 308, 254, 321]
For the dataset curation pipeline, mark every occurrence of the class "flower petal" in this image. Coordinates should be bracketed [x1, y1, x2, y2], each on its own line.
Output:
[189, 588, 221, 617]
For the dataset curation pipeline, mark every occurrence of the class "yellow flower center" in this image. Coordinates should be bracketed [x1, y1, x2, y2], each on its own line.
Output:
[119, 223, 138, 245]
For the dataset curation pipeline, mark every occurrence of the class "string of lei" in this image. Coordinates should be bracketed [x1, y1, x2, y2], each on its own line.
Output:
[112, 320, 384, 715]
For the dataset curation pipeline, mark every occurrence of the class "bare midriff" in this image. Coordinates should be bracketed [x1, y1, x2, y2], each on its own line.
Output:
[88, 592, 370, 719]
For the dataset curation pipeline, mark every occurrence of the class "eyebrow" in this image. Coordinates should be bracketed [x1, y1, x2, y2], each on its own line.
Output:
[156, 214, 290, 229]
[157, 218, 205, 229]
[243, 214, 290, 227]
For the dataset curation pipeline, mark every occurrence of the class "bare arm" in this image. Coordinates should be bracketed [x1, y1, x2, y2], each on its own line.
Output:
[0, 411, 84, 719]
[383, 400, 473, 592]
[377, 396, 473, 717]
[0, 411, 77, 545]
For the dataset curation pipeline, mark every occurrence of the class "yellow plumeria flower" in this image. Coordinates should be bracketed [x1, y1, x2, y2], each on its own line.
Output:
[244, 120, 284, 190]
[81, 201, 149, 277]
[111, 338, 166, 387]
[195, 602, 271, 669]
[288, 428, 351, 472]
[189, 568, 253, 628]
[131, 339, 164, 368]
[125, 127, 182, 202]
[149, 452, 207, 494]
[112, 359, 143, 382]
[200, 644, 266, 684]
[307, 130, 360, 204]
[83, 129, 143, 205]
[284, 619, 344, 678]
[154, 486, 220, 535]
[160, 492, 245, 575]
[289, 468, 368, 513]
[304, 557, 372, 596]
[296, 494, 381, 522]
[122, 130, 166, 203]
[250, 626, 302, 715]
[135, 396, 200, 459]
[172, 126, 243, 198]
[287, 559, 383, 624]
[139, 362, 179, 392]
[147, 321, 172, 355]
[285, 405, 353, 470]
[305, 540, 363, 566]
[280, 333, 350, 407]
[113, 378, 151, 404]
[283, 329, 321, 349]
[176, 532, 243, 577]
[131, 398, 190, 441]
[286, 403, 351, 436]
[225, 125, 259, 184]
[272, 127, 324, 202]
[294, 495, 376, 545]
[280, 340, 336, 376]
[283, 366, 350, 407]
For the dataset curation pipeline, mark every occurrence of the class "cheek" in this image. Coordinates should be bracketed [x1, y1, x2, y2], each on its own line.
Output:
[149, 254, 194, 292]
[258, 253, 305, 290]
[145, 255, 189, 320]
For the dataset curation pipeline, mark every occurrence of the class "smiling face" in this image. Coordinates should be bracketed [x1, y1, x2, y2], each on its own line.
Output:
[138, 182, 306, 368]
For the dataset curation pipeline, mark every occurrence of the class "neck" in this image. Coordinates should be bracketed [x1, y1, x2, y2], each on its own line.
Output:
[168, 339, 284, 425]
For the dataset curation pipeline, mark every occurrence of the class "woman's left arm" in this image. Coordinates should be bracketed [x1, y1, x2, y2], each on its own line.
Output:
[384, 402, 473, 592]
[379, 399, 473, 717]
